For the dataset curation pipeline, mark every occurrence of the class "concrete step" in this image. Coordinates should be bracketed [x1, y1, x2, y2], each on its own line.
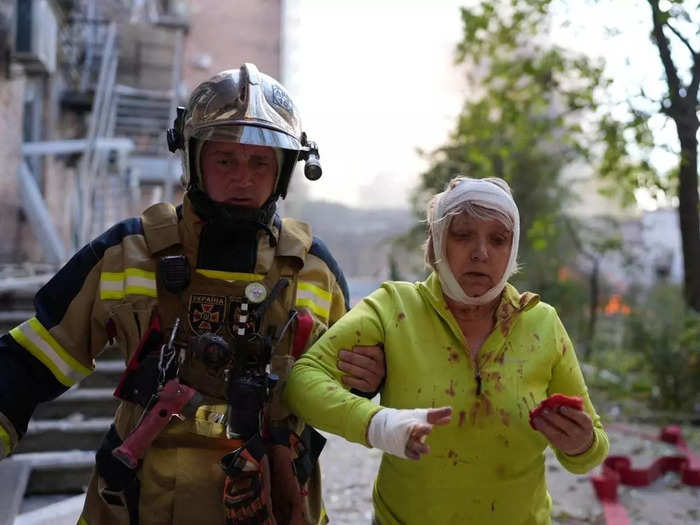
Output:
[81, 360, 124, 389]
[0, 460, 32, 525]
[16, 493, 85, 525]
[16, 418, 112, 454]
[10, 451, 95, 495]
[33, 388, 119, 420]
[0, 310, 34, 333]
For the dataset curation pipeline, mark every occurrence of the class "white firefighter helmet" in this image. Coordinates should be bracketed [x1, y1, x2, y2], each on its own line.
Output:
[167, 63, 321, 202]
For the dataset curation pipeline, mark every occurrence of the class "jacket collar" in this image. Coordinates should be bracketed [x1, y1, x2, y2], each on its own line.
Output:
[179, 195, 311, 271]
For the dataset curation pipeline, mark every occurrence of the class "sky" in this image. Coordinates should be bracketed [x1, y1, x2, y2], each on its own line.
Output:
[283, 0, 468, 208]
[281, 0, 689, 211]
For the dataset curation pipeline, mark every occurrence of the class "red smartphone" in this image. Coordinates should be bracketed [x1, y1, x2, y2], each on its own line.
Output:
[529, 394, 583, 429]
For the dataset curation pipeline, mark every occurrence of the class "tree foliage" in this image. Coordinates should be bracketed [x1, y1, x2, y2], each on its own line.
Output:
[624, 283, 700, 410]
[596, 0, 700, 311]
[413, 0, 633, 292]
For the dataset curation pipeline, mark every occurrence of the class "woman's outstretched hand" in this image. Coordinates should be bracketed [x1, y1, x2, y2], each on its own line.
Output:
[367, 406, 453, 460]
[532, 405, 594, 456]
[405, 407, 453, 460]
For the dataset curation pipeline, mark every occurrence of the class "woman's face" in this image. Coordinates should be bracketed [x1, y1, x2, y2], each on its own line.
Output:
[445, 212, 512, 297]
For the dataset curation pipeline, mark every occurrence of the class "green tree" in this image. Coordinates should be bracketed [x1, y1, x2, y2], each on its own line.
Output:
[624, 283, 700, 410]
[596, 0, 700, 311]
[414, 0, 630, 292]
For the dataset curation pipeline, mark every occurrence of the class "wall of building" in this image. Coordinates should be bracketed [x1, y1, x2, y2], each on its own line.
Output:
[0, 66, 26, 263]
[182, 0, 281, 93]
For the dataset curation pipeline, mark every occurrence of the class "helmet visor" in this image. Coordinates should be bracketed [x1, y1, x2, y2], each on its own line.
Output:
[191, 124, 301, 152]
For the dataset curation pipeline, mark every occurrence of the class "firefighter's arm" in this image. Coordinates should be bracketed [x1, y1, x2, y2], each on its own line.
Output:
[0, 236, 112, 458]
[284, 288, 390, 447]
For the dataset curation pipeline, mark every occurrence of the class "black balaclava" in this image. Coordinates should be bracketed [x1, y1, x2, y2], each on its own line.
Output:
[189, 139, 280, 273]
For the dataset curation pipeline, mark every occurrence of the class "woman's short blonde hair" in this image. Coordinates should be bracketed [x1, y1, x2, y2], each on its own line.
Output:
[424, 177, 514, 270]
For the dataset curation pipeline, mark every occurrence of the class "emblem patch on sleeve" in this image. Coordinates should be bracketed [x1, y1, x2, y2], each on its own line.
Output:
[189, 294, 226, 334]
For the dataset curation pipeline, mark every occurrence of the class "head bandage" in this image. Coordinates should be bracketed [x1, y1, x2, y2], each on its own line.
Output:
[430, 178, 520, 305]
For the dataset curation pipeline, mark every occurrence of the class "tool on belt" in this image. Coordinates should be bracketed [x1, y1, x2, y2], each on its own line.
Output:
[112, 318, 203, 469]
[101, 273, 323, 523]
[112, 378, 202, 469]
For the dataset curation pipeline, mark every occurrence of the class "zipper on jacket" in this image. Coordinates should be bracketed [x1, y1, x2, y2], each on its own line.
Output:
[474, 357, 482, 396]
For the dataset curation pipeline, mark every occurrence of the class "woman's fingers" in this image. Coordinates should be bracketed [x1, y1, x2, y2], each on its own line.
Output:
[426, 406, 453, 425]
[405, 423, 433, 460]
[533, 407, 594, 455]
[559, 405, 592, 428]
[403, 409, 453, 460]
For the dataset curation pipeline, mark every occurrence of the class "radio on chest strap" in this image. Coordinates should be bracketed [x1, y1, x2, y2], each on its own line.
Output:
[141, 202, 314, 420]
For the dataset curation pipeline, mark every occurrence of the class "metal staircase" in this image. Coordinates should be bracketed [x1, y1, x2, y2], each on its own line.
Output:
[0, 4, 187, 521]
[113, 84, 182, 202]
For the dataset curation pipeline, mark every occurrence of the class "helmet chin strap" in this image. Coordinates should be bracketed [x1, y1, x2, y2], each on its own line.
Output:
[188, 189, 278, 247]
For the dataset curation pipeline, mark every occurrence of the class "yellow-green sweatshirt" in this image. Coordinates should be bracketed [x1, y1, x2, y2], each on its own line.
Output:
[284, 273, 608, 525]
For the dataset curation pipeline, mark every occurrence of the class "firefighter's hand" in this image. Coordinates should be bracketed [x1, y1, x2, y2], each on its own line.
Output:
[531, 405, 595, 456]
[338, 345, 385, 393]
[268, 444, 308, 525]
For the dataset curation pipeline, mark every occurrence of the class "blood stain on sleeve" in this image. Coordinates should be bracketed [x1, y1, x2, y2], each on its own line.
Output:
[499, 409, 510, 426]
[458, 410, 466, 427]
[445, 380, 456, 397]
[446, 346, 460, 363]
[497, 434, 510, 448]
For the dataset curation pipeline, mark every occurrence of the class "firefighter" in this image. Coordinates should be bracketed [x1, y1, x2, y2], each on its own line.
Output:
[0, 63, 385, 525]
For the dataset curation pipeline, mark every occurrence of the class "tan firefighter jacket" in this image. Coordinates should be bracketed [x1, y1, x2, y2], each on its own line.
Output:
[0, 195, 349, 525]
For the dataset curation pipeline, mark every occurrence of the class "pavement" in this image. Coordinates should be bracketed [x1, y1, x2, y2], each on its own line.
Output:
[9, 423, 699, 524]
[318, 424, 700, 525]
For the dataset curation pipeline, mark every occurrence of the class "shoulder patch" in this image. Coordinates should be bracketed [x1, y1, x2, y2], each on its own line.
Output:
[309, 236, 350, 310]
[34, 217, 143, 329]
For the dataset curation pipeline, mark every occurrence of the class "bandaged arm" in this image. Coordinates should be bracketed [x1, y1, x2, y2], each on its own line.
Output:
[367, 408, 429, 459]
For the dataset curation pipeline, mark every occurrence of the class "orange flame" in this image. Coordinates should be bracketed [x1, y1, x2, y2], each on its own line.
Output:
[604, 294, 631, 316]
